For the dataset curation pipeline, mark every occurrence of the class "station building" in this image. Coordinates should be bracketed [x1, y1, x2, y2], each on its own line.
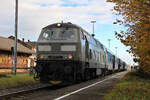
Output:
[0, 36, 35, 74]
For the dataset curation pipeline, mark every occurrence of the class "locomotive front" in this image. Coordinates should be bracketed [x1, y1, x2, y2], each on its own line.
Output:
[35, 23, 80, 83]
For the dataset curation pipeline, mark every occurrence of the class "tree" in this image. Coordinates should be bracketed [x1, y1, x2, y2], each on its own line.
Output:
[107, 0, 150, 74]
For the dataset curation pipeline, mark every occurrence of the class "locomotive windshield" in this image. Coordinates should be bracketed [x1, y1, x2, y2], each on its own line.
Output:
[38, 28, 78, 42]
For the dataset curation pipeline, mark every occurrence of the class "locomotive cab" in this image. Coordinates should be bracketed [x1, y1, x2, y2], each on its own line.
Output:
[36, 23, 81, 83]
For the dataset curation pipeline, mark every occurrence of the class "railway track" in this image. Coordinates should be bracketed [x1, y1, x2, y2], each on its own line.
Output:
[0, 83, 52, 99]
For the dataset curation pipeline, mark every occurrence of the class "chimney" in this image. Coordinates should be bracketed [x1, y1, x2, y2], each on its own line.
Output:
[28, 40, 30, 44]
[22, 38, 24, 42]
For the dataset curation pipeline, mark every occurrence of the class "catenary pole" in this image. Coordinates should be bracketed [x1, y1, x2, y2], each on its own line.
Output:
[115, 47, 118, 57]
[108, 39, 111, 48]
[13, 0, 18, 75]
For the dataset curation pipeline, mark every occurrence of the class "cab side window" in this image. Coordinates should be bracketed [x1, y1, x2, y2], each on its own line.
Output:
[90, 49, 92, 59]
[81, 30, 85, 40]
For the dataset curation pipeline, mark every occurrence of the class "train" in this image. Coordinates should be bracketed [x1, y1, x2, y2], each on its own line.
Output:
[34, 22, 127, 83]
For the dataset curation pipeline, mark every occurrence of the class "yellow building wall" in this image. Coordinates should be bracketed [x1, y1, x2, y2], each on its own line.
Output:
[0, 54, 28, 68]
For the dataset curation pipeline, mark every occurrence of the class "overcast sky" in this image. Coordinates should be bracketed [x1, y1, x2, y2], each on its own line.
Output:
[0, 0, 134, 65]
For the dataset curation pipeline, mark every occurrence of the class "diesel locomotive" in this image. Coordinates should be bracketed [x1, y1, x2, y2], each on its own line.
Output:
[34, 22, 127, 83]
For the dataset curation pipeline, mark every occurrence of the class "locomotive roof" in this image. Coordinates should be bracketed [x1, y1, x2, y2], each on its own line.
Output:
[43, 22, 81, 29]
[44, 23, 103, 43]
[44, 22, 105, 48]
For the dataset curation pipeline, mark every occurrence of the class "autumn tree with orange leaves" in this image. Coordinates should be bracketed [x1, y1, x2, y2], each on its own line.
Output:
[107, 0, 150, 74]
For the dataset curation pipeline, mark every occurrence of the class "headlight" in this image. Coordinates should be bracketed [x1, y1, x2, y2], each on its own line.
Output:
[39, 55, 48, 59]
[68, 55, 72, 59]
[39, 55, 44, 59]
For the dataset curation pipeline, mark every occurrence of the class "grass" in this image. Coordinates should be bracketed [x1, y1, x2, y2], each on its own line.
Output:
[0, 74, 38, 89]
[104, 71, 150, 100]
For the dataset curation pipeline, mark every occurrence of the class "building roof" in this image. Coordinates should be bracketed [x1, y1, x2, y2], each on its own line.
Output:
[0, 36, 35, 54]
[8, 36, 32, 49]
[25, 41, 36, 48]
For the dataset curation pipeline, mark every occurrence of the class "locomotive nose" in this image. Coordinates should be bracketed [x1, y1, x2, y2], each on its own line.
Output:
[37, 43, 78, 61]
[64, 65, 72, 74]
[38, 61, 75, 83]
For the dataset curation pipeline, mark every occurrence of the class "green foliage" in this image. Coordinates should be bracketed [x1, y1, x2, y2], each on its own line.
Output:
[104, 71, 150, 100]
[107, 0, 150, 74]
[0, 74, 37, 89]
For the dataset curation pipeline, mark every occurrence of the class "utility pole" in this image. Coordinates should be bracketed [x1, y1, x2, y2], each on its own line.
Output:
[13, 0, 18, 75]
[91, 21, 96, 34]
[108, 39, 111, 48]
